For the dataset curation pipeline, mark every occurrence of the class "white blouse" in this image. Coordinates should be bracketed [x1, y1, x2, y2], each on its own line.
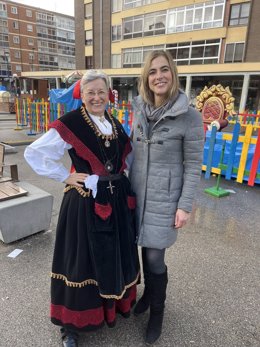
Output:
[24, 114, 133, 198]
[89, 113, 112, 135]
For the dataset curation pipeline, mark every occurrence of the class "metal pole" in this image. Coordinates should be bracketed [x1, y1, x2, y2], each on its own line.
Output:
[100, 0, 103, 68]
[4, 51, 10, 91]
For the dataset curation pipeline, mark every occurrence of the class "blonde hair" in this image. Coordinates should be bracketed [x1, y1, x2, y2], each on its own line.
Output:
[138, 50, 179, 106]
[80, 70, 110, 92]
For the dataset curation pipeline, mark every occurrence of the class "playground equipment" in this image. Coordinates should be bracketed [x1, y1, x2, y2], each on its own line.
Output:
[196, 84, 235, 132]
[228, 111, 260, 129]
[203, 121, 260, 192]
[15, 98, 67, 135]
[13, 95, 260, 190]
[203, 126, 230, 197]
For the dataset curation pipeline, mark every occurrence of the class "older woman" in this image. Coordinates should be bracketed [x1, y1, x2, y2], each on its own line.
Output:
[130, 51, 204, 344]
[24, 70, 140, 347]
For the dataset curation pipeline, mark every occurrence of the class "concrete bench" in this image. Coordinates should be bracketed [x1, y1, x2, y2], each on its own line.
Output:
[0, 181, 53, 243]
[0, 143, 18, 183]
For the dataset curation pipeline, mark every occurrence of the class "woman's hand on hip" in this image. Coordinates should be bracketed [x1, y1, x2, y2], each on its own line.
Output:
[64, 172, 89, 187]
[173, 208, 190, 229]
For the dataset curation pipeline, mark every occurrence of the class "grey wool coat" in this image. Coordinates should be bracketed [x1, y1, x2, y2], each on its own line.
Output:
[129, 90, 204, 249]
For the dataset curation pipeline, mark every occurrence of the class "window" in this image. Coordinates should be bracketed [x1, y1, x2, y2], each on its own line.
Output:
[111, 54, 121, 68]
[112, 0, 122, 12]
[29, 52, 34, 61]
[143, 11, 166, 36]
[56, 17, 74, 31]
[56, 29, 74, 42]
[26, 9, 32, 17]
[0, 3, 6, 11]
[57, 43, 75, 56]
[86, 56, 93, 69]
[112, 25, 122, 41]
[224, 42, 244, 63]
[14, 51, 20, 59]
[123, 0, 141, 9]
[11, 7, 17, 14]
[36, 12, 55, 26]
[0, 33, 8, 46]
[13, 21, 19, 29]
[27, 24, 33, 32]
[59, 57, 75, 69]
[229, 3, 250, 26]
[132, 17, 142, 38]
[168, 1, 225, 34]
[166, 39, 220, 65]
[143, 0, 165, 4]
[85, 30, 93, 46]
[122, 45, 164, 67]
[123, 11, 166, 39]
[85, 3, 92, 19]
[28, 38, 34, 45]
[38, 54, 58, 67]
[0, 19, 8, 27]
[15, 65, 22, 71]
[13, 36, 20, 44]
[123, 0, 164, 9]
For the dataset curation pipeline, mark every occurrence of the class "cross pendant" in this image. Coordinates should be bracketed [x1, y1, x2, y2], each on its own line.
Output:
[107, 181, 115, 194]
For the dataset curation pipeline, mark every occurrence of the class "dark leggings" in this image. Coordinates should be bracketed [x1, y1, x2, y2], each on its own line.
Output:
[142, 247, 166, 274]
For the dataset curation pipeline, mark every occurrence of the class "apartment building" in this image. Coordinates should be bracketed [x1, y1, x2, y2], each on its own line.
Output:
[0, 0, 75, 91]
[75, 0, 260, 111]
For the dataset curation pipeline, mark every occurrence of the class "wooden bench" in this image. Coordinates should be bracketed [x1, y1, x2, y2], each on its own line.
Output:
[0, 143, 27, 201]
[0, 144, 53, 243]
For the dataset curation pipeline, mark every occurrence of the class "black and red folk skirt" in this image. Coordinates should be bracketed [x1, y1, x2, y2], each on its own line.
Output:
[50, 175, 140, 331]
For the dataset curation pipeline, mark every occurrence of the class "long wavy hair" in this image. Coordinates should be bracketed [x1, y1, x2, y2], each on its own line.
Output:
[138, 50, 179, 106]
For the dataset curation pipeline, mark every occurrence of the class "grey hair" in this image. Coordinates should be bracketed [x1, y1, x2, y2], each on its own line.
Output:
[80, 70, 110, 92]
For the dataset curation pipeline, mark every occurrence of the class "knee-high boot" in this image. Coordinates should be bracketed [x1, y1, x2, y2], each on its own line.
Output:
[145, 268, 168, 345]
[134, 248, 151, 315]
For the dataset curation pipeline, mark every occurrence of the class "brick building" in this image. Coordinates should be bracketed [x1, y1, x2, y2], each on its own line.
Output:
[0, 0, 75, 91]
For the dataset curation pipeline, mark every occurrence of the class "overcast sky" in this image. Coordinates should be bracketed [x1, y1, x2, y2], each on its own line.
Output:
[12, 0, 74, 16]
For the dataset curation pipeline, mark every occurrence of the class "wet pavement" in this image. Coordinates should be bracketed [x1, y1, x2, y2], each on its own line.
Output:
[0, 113, 259, 347]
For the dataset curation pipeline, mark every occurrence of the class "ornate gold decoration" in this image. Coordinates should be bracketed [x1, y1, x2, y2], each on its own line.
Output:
[80, 106, 118, 145]
[64, 185, 91, 197]
[196, 84, 235, 116]
[51, 272, 97, 288]
[51, 271, 140, 299]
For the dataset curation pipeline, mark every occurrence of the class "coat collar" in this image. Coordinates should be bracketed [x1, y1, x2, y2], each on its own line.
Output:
[134, 89, 189, 130]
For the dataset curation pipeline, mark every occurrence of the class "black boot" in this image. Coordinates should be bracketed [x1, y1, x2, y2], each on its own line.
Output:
[145, 268, 168, 345]
[134, 270, 150, 315]
[61, 328, 79, 347]
[134, 248, 151, 316]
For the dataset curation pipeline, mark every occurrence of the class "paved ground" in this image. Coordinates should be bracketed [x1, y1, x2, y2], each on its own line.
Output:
[0, 113, 259, 347]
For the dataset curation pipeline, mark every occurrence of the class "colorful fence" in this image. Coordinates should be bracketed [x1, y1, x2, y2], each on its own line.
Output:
[108, 100, 133, 135]
[228, 111, 260, 130]
[15, 99, 260, 186]
[15, 98, 67, 134]
[15, 98, 260, 136]
[15, 98, 133, 135]
[203, 123, 260, 187]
